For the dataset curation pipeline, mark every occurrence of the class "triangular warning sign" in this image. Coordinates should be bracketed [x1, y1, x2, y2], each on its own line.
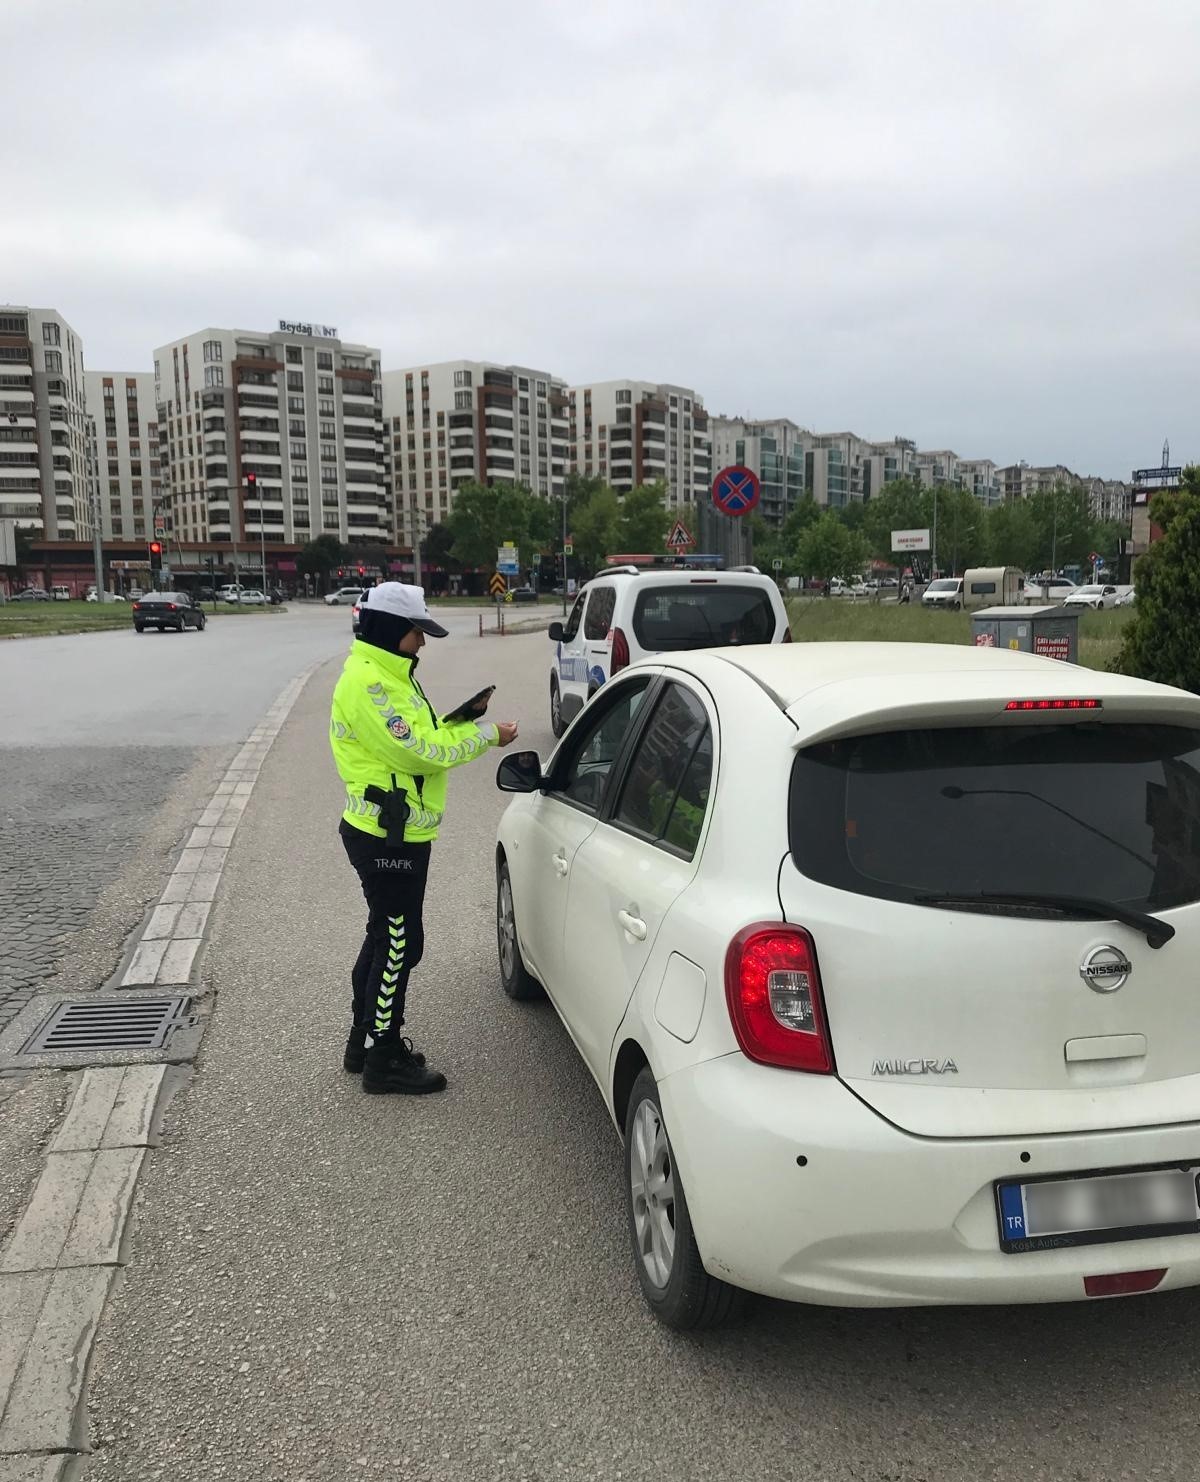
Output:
[665, 520, 695, 551]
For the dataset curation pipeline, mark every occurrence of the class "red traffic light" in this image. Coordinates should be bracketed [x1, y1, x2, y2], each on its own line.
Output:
[149, 541, 162, 555]
[357, 566, 365, 576]
[246, 472, 257, 487]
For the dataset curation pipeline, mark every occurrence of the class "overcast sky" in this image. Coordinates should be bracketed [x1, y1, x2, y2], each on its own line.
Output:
[6, 0, 1197, 478]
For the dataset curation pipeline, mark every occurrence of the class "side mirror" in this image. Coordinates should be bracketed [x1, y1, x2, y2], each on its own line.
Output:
[497, 750, 545, 794]
[547, 621, 564, 642]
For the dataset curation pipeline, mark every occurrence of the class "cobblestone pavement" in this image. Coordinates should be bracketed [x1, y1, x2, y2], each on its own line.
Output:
[0, 745, 200, 1031]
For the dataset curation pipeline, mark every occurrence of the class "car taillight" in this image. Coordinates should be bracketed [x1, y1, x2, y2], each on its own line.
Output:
[132, 603, 140, 610]
[610, 626, 631, 674]
[1005, 698, 1102, 711]
[167, 604, 177, 611]
[725, 925, 834, 1073]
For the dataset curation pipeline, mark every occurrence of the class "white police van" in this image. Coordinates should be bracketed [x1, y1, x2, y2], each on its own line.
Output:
[547, 565, 791, 736]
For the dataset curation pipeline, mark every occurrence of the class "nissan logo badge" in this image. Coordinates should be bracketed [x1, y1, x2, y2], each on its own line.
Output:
[1080, 945, 1132, 993]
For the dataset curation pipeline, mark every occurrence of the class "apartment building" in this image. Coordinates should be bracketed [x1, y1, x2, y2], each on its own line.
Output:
[996, 463, 1078, 501]
[1083, 477, 1132, 525]
[382, 360, 569, 546]
[0, 305, 90, 539]
[709, 416, 806, 525]
[153, 323, 386, 550]
[83, 371, 161, 541]
[569, 381, 711, 509]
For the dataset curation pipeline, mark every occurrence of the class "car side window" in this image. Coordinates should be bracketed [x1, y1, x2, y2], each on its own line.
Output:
[584, 585, 615, 641]
[561, 592, 586, 643]
[612, 683, 713, 859]
[557, 679, 650, 814]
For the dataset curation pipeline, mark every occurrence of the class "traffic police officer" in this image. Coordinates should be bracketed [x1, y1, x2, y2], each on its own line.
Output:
[330, 582, 518, 1094]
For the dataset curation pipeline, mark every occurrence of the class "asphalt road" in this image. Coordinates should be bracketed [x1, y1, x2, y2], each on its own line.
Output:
[81, 625, 1200, 1482]
[0, 604, 468, 1029]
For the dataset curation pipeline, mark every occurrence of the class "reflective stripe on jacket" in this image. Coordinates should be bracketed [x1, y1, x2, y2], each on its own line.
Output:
[330, 641, 498, 843]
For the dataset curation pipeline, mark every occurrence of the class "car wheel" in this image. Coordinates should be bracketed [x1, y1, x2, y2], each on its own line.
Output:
[134, 624, 144, 633]
[624, 1067, 743, 1330]
[496, 859, 542, 1000]
[197, 614, 206, 631]
[550, 676, 565, 738]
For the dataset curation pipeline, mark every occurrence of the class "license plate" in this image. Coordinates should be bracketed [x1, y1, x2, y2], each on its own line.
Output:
[996, 1162, 1200, 1254]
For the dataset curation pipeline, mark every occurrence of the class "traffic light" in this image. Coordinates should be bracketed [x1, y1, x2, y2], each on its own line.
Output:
[357, 565, 365, 577]
[246, 471, 257, 490]
[148, 540, 163, 573]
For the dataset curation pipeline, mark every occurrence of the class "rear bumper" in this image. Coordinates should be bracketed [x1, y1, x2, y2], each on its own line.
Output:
[659, 1055, 1200, 1307]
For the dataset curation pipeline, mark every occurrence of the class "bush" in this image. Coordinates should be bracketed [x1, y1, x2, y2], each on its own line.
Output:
[1114, 467, 1200, 692]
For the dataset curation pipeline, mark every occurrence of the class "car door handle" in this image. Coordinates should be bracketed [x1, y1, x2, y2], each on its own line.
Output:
[552, 852, 569, 877]
[617, 910, 647, 941]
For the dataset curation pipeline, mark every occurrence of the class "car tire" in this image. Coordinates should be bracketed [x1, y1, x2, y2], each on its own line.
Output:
[550, 676, 565, 739]
[197, 614, 206, 631]
[134, 624, 144, 633]
[496, 859, 543, 1000]
[624, 1066, 744, 1330]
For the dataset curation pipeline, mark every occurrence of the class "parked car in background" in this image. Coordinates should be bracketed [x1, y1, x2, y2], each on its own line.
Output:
[13, 588, 51, 602]
[496, 640, 1200, 1327]
[829, 576, 868, 597]
[238, 589, 267, 606]
[921, 577, 965, 610]
[1063, 584, 1119, 611]
[1116, 588, 1137, 607]
[325, 586, 365, 606]
[1023, 576, 1078, 603]
[509, 585, 540, 603]
[85, 590, 126, 603]
[132, 592, 206, 633]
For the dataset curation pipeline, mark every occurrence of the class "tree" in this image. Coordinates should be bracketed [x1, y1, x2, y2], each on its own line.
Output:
[1091, 519, 1130, 567]
[862, 478, 932, 564]
[795, 513, 869, 583]
[1028, 483, 1094, 573]
[1115, 467, 1200, 691]
[985, 498, 1041, 571]
[421, 522, 458, 571]
[297, 534, 347, 584]
[618, 482, 671, 554]
[445, 480, 553, 570]
[936, 484, 986, 574]
[571, 486, 621, 575]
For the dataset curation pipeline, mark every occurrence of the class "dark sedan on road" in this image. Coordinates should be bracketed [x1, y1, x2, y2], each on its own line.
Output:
[508, 585, 540, 603]
[132, 592, 207, 633]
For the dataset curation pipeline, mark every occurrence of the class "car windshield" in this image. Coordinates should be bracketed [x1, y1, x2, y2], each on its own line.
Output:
[631, 584, 777, 651]
[790, 723, 1200, 913]
[1073, 587, 1102, 596]
[927, 580, 959, 592]
[136, 594, 178, 603]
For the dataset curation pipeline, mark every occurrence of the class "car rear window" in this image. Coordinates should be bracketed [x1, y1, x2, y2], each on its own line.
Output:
[790, 723, 1200, 913]
[631, 584, 777, 652]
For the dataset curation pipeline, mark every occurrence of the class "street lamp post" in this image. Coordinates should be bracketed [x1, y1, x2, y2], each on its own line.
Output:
[561, 488, 568, 617]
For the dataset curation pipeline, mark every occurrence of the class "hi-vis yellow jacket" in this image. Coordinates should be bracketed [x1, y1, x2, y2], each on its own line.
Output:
[330, 642, 498, 843]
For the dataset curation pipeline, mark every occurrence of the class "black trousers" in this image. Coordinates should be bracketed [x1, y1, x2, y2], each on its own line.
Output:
[340, 821, 432, 1042]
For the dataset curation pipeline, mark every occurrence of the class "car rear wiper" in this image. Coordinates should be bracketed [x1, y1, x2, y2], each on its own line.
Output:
[914, 891, 1176, 950]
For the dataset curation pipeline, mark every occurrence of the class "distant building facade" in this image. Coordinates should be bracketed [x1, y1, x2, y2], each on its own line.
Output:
[0, 305, 90, 539]
[154, 324, 386, 551]
[83, 371, 161, 541]
[570, 380, 711, 509]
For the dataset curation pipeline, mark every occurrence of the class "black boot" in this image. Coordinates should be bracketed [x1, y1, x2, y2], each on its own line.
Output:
[344, 1027, 425, 1074]
[362, 1038, 446, 1096]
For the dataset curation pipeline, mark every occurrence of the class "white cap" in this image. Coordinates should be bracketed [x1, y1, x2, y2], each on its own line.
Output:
[361, 582, 449, 638]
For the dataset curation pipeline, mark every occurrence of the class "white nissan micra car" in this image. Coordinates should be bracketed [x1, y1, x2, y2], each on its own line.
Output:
[495, 642, 1200, 1328]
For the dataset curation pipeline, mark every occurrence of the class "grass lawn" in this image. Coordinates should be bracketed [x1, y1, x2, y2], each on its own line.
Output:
[0, 598, 285, 638]
[784, 598, 1132, 673]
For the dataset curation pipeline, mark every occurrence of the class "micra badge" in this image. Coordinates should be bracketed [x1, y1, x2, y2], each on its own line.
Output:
[871, 1058, 959, 1077]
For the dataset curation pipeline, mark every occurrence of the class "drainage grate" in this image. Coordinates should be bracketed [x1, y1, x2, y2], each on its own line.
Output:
[21, 997, 192, 1055]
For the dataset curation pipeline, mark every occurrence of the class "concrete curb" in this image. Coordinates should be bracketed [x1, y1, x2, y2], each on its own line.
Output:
[0, 662, 319, 1474]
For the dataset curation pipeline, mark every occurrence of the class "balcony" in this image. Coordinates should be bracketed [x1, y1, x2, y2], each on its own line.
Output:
[341, 384, 376, 403]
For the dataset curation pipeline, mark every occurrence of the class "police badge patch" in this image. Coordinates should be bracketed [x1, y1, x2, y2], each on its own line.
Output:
[387, 714, 411, 740]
